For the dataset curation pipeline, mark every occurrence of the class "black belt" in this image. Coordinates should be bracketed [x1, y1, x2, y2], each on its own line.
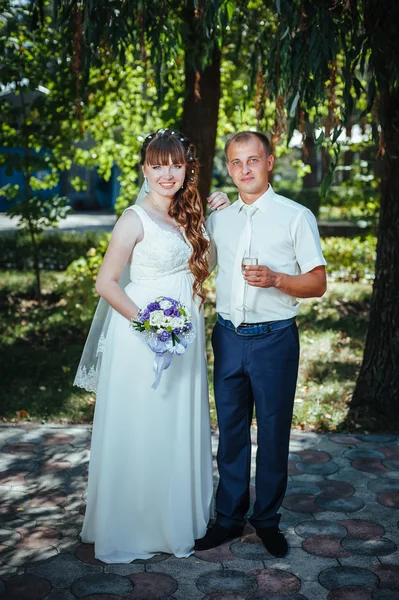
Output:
[217, 314, 295, 336]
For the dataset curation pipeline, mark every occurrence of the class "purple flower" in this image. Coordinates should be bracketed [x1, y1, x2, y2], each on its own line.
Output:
[163, 297, 180, 309]
[173, 328, 182, 334]
[183, 323, 192, 332]
[147, 302, 161, 311]
[139, 309, 150, 323]
[157, 330, 171, 342]
[164, 307, 175, 316]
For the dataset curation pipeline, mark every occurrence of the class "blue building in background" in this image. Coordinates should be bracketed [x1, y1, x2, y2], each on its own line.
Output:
[0, 148, 121, 213]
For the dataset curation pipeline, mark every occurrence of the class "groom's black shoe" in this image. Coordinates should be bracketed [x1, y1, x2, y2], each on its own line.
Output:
[194, 523, 244, 551]
[255, 526, 288, 557]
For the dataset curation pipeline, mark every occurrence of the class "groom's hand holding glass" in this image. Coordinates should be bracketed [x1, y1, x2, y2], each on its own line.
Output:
[244, 263, 327, 297]
[243, 264, 278, 288]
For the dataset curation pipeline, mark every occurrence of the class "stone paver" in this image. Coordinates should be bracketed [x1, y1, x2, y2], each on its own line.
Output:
[0, 424, 398, 599]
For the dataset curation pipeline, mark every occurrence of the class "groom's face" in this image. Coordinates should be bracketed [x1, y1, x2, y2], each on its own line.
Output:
[226, 137, 274, 198]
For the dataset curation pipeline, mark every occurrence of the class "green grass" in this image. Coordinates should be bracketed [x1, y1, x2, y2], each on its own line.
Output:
[293, 283, 370, 431]
[0, 270, 375, 431]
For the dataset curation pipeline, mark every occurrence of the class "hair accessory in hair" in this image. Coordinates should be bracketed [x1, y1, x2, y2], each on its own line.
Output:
[180, 137, 185, 141]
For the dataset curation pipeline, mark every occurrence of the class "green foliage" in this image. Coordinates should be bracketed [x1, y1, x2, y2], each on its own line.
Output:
[60, 235, 110, 327]
[7, 194, 71, 234]
[52, 0, 270, 99]
[0, 230, 105, 270]
[75, 55, 184, 215]
[0, 4, 82, 176]
[0, 2, 86, 296]
[322, 235, 376, 282]
[264, 1, 399, 153]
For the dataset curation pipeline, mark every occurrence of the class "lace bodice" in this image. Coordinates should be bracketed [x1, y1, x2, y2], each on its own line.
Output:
[126, 205, 192, 280]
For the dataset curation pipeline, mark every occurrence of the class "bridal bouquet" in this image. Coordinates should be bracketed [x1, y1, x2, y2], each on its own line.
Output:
[130, 296, 196, 389]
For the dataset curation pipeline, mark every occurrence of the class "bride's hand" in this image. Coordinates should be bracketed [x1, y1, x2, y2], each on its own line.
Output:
[207, 191, 231, 211]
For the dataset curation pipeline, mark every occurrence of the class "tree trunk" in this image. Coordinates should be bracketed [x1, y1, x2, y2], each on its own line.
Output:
[181, 44, 221, 203]
[350, 87, 399, 419]
[20, 85, 42, 302]
[28, 219, 42, 304]
[24, 169, 41, 303]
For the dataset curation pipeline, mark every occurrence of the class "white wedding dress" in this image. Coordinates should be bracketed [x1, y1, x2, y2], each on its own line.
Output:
[80, 205, 214, 563]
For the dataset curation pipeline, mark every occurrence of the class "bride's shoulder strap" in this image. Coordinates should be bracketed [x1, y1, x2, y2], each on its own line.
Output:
[123, 204, 140, 215]
[123, 204, 149, 224]
[123, 205, 148, 230]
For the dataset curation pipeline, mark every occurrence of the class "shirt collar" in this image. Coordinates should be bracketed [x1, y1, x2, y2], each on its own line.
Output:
[236, 183, 275, 213]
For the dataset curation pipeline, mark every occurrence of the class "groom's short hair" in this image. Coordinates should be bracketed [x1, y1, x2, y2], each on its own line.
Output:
[224, 131, 272, 159]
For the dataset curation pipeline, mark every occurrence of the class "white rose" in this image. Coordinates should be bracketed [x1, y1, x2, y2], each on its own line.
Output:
[149, 310, 166, 327]
[159, 300, 172, 310]
[171, 316, 185, 329]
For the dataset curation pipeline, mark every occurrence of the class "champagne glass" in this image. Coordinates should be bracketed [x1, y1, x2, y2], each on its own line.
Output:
[242, 249, 259, 271]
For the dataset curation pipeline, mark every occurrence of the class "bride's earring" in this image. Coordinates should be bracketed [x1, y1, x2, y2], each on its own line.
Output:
[144, 175, 150, 193]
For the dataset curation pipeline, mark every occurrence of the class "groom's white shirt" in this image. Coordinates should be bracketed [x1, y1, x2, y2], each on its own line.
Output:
[206, 184, 326, 323]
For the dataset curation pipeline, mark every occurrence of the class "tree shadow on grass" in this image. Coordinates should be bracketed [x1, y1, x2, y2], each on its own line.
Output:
[0, 339, 94, 422]
[0, 285, 93, 422]
[298, 311, 368, 341]
[304, 360, 359, 384]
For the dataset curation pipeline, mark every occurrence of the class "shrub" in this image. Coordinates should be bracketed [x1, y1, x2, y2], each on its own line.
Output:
[0, 230, 106, 271]
[322, 235, 376, 282]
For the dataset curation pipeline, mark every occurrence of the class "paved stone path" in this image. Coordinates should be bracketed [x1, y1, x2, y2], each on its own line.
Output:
[0, 424, 398, 600]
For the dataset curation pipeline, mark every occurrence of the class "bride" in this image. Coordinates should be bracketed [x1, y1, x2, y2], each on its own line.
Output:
[74, 128, 229, 562]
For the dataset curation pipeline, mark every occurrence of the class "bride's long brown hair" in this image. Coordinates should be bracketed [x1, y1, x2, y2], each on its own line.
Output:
[140, 129, 210, 306]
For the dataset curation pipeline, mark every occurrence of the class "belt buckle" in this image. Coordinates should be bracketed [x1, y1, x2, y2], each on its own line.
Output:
[236, 322, 253, 336]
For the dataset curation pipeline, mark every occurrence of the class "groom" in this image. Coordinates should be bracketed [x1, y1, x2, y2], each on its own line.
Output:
[196, 131, 327, 557]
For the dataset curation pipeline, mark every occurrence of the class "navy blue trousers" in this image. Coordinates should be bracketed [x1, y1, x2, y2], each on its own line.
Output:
[212, 319, 300, 529]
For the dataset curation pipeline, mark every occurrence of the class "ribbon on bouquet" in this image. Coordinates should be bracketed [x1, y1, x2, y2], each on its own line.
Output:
[148, 337, 188, 389]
